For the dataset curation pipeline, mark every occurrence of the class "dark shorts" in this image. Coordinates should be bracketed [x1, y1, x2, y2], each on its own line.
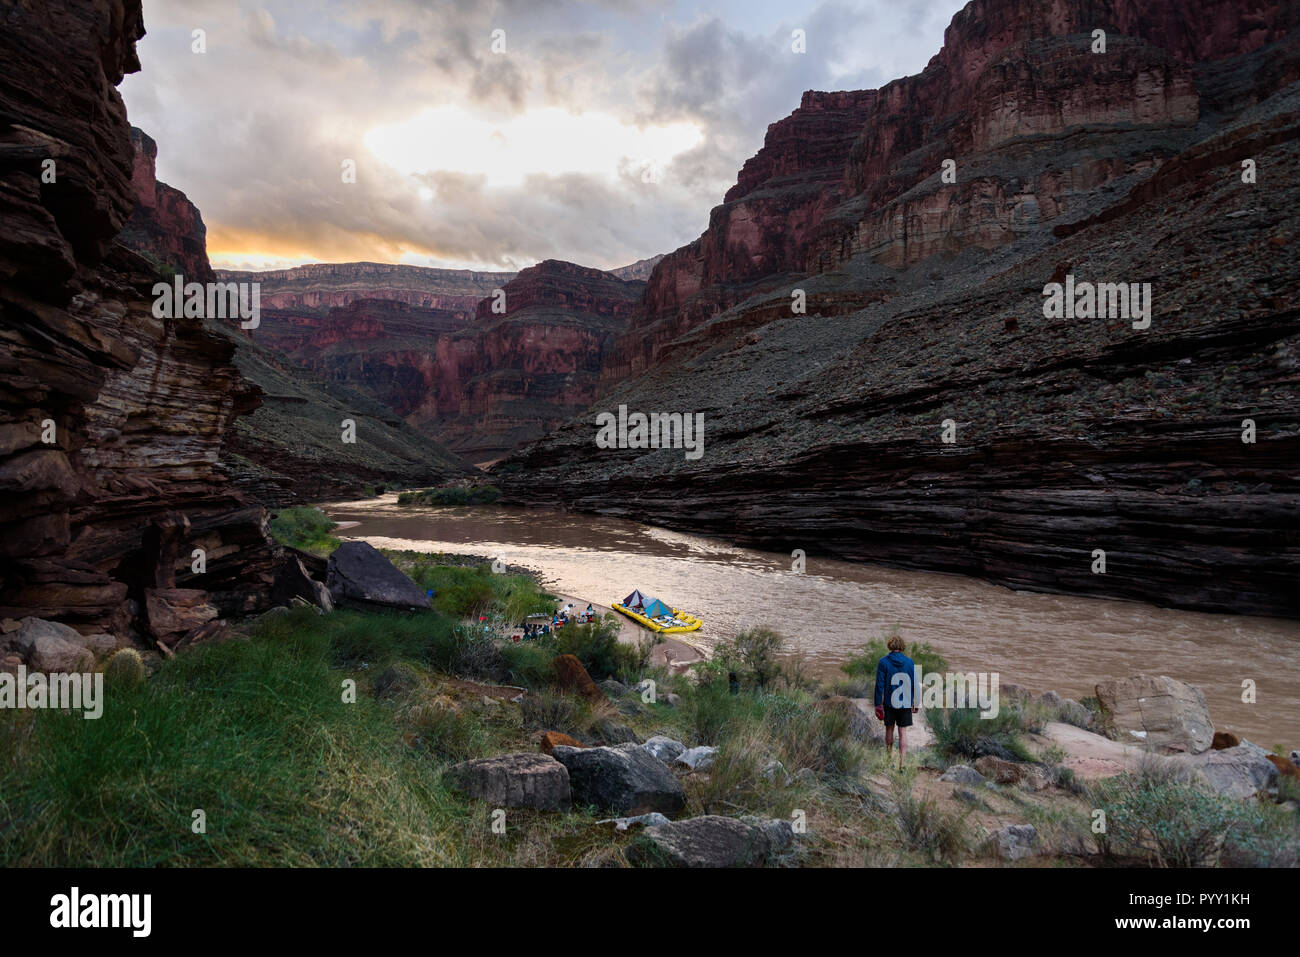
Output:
[883, 705, 913, 728]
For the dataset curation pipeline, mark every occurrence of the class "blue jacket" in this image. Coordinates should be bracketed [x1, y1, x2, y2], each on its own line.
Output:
[874, 651, 917, 709]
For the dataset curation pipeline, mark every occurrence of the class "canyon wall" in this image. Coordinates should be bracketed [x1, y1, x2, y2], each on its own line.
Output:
[0, 0, 275, 643]
[498, 0, 1300, 617]
[234, 258, 643, 463]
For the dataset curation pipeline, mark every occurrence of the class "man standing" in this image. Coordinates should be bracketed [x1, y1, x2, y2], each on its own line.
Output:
[873, 635, 919, 771]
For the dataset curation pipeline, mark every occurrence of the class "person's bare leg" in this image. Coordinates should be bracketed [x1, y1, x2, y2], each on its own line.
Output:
[885, 724, 894, 756]
[897, 726, 907, 769]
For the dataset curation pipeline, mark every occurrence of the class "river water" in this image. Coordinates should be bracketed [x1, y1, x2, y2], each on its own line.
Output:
[323, 496, 1299, 746]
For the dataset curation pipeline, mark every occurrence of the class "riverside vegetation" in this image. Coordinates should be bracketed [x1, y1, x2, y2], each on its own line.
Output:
[0, 508, 1295, 867]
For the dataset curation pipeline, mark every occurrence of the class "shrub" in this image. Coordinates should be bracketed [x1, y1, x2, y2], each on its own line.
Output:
[892, 779, 972, 863]
[554, 616, 644, 682]
[927, 705, 1034, 762]
[1090, 770, 1294, 867]
[840, 635, 948, 690]
[267, 506, 341, 556]
[716, 626, 787, 688]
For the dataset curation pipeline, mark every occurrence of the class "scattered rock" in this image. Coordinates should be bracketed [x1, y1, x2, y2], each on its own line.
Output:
[989, 824, 1040, 861]
[325, 541, 431, 611]
[539, 731, 585, 755]
[443, 753, 571, 811]
[762, 760, 791, 785]
[1184, 744, 1279, 799]
[642, 736, 687, 764]
[144, 587, 219, 646]
[594, 717, 641, 745]
[551, 743, 686, 817]
[662, 692, 681, 708]
[372, 664, 420, 699]
[629, 815, 795, 867]
[1094, 674, 1213, 754]
[973, 756, 1049, 790]
[1212, 730, 1240, 750]
[1265, 754, 1299, 781]
[596, 812, 672, 831]
[597, 678, 628, 697]
[954, 788, 993, 811]
[8, 618, 94, 673]
[940, 764, 987, 786]
[552, 654, 604, 702]
[1040, 690, 1089, 727]
[1291, 750, 1300, 770]
[675, 745, 719, 771]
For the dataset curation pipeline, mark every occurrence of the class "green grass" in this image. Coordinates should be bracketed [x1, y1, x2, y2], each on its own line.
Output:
[267, 506, 341, 556]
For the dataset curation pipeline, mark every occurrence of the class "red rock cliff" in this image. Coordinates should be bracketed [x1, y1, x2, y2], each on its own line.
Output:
[0, 0, 276, 644]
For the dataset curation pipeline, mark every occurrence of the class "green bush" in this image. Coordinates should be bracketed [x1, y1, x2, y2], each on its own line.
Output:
[714, 627, 787, 688]
[554, 616, 646, 683]
[267, 506, 341, 556]
[1092, 769, 1298, 867]
[840, 635, 948, 688]
[926, 705, 1034, 762]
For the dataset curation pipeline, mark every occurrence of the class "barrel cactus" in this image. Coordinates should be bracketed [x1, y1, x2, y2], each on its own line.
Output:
[101, 648, 146, 688]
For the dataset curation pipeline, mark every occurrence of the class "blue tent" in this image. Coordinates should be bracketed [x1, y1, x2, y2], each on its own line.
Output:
[643, 598, 673, 619]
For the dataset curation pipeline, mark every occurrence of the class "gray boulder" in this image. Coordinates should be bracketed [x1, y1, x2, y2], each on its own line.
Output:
[1184, 743, 1279, 799]
[9, 618, 95, 672]
[443, 753, 570, 810]
[642, 736, 687, 764]
[989, 824, 1039, 861]
[629, 815, 795, 867]
[594, 717, 641, 745]
[1040, 690, 1090, 727]
[940, 764, 987, 786]
[326, 541, 431, 611]
[551, 743, 686, 817]
[597, 679, 628, 698]
[676, 745, 718, 771]
[1094, 674, 1213, 754]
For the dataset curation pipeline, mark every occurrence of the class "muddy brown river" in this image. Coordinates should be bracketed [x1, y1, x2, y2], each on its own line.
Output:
[323, 496, 1299, 746]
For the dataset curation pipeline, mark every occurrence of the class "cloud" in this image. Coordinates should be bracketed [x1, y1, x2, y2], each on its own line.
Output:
[122, 0, 965, 271]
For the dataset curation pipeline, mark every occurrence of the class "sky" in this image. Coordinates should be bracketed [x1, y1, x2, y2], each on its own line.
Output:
[121, 0, 967, 272]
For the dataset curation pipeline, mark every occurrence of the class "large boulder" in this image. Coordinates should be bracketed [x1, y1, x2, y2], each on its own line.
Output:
[552, 743, 686, 817]
[325, 541, 431, 611]
[629, 815, 795, 867]
[1094, 674, 1213, 754]
[144, 587, 219, 646]
[272, 555, 333, 612]
[8, 618, 95, 672]
[940, 764, 987, 786]
[973, 756, 1050, 791]
[443, 753, 570, 810]
[1184, 743, 1279, 799]
[594, 718, 640, 745]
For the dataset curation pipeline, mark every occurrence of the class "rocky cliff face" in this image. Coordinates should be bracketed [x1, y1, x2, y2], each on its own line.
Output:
[428, 260, 643, 462]
[234, 259, 643, 463]
[119, 146, 475, 504]
[119, 127, 214, 282]
[0, 0, 276, 643]
[219, 262, 515, 313]
[615, 0, 1299, 379]
[498, 0, 1300, 617]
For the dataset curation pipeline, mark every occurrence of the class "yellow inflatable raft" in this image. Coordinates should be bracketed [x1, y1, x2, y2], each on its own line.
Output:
[612, 602, 702, 634]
